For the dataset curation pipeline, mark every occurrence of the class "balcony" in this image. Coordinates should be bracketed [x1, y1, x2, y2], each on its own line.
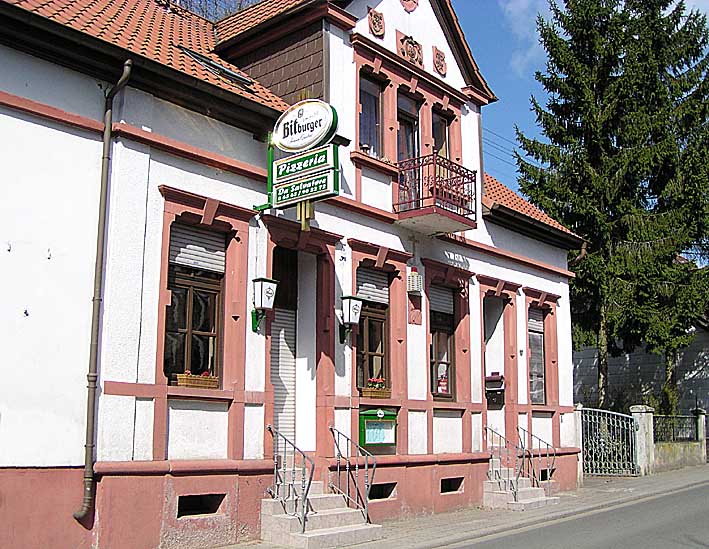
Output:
[394, 154, 477, 235]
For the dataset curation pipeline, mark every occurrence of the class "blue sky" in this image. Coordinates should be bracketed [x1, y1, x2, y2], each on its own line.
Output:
[452, 0, 709, 193]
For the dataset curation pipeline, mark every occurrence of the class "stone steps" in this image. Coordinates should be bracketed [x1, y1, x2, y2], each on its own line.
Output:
[261, 481, 383, 548]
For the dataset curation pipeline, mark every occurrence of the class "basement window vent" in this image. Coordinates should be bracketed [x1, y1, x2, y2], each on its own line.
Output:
[440, 477, 464, 494]
[177, 493, 226, 518]
[369, 482, 397, 500]
[176, 45, 254, 89]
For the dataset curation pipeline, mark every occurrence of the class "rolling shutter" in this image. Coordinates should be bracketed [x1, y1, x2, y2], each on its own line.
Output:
[356, 268, 389, 304]
[528, 307, 545, 404]
[528, 308, 544, 333]
[169, 223, 226, 273]
[270, 309, 297, 442]
[429, 285, 455, 315]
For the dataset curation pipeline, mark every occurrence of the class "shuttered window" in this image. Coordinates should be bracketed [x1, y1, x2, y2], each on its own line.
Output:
[356, 268, 390, 304]
[429, 285, 455, 314]
[163, 223, 225, 385]
[356, 268, 390, 391]
[169, 223, 226, 273]
[430, 285, 455, 398]
[528, 307, 545, 405]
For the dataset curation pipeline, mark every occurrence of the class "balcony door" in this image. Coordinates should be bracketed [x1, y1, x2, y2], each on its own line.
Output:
[397, 93, 420, 210]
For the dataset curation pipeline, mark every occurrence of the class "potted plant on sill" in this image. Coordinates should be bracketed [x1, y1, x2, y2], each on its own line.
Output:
[176, 370, 219, 389]
[361, 377, 391, 399]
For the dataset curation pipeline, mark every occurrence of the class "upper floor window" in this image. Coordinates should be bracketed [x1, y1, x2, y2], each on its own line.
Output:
[397, 92, 420, 162]
[429, 285, 455, 398]
[432, 111, 450, 159]
[163, 223, 226, 385]
[356, 268, 390, 391]
[359, 76, 383, 157]
[528, 307, 546, 404]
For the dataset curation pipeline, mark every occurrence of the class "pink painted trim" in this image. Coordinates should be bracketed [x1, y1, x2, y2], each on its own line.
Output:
[114, 124, 267, 182]
[331, 196, 398, 223]
[94, 459, 273, 476]
[350, 150, 399, 177]
[443, 235, 575, 279]
[326, 452, 491, 469]
[0, 90, 103, 133]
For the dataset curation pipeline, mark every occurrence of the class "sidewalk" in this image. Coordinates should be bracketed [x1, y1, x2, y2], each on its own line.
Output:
[224, 464, 709, 549]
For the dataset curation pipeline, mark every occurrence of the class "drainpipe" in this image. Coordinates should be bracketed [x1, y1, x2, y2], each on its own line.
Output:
[74, 59, 133, 521]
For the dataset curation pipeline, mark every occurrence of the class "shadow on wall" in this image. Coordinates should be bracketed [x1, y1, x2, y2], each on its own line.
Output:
[573, 328, 709, 413]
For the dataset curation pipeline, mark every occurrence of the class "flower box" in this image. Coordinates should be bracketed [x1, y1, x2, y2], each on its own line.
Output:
[360, 387, 391, 399]
[176, 373, 219, 389]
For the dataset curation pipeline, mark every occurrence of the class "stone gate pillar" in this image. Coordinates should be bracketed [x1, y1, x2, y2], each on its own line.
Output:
[630, 405, 655, 476]
[693, 407, 706, 463]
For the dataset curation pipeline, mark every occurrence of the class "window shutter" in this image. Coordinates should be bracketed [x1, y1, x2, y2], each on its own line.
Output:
[429, 285, 455, 315]
[169, 223, 226, 273]
[528, 307, 545, 404]
[270, 309, 297, 442]
[528, 307, 544, 333]
[356, 268, 389, 304]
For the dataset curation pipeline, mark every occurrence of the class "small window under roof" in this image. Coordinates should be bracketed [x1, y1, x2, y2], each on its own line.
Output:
[177, 45, 253, 89]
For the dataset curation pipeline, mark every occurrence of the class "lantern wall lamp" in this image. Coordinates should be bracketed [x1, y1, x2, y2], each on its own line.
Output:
[339, 295, 363, 344]
[251, 277, 279, 333]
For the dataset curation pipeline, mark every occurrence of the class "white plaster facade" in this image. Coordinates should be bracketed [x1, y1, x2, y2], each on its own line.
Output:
[0, 1, 581, 545]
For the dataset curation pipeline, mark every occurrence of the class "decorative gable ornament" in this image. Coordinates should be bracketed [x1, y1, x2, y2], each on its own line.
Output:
[397, 31, 424, 68]
[400, 0, 419, 12]
[272, 99, 339, 153]
[368, 7, 385, 38]
[433, 46, 447, 77]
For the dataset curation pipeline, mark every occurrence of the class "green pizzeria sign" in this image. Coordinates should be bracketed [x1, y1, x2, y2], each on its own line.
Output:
[273, 144, 338, 185]
[256, 100, 341, 213]
[273, 171, 338, 209]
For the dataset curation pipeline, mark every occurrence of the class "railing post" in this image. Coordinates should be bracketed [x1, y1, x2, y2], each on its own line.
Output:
[693, 407, 706, 462]
[630, 405, 655, 476]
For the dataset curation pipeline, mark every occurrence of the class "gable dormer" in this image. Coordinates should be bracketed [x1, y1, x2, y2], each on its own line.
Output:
[215, 0, 495, 106]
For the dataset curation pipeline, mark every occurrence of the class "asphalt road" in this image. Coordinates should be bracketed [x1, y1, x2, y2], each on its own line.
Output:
[446, 483, 709, 549]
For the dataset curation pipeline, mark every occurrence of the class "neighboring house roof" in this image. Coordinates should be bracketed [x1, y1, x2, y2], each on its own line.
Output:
[216, 0, 314, 42]
[3, 0, 289, 112]
[483, 173, 583, 248]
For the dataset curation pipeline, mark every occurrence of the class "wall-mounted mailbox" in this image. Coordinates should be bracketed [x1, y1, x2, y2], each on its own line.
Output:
[485, 372, 505, 407]
[359, 408, 397, 446]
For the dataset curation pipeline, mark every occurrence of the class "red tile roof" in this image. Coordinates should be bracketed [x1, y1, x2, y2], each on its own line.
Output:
[483, 173, 578, 237]
[5, 0, 289, 112]
[216, 0, 310, 44]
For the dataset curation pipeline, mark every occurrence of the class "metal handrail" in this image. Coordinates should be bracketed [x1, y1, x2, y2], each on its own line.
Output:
[266, 425, 315, 534]
[517, 426, 556, 487]
[485, 426, 524, 502]
[329, 426, 377, 522]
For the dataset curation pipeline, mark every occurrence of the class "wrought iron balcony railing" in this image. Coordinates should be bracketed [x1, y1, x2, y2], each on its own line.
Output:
[394, 154, 477, 221]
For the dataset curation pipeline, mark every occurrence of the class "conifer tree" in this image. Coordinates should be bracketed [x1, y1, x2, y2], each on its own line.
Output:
[516, 0, 709, 410]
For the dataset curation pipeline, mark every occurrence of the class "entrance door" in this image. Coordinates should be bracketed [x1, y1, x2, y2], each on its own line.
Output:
[483, 296, 506, 438]
[270, 247, 298, 443]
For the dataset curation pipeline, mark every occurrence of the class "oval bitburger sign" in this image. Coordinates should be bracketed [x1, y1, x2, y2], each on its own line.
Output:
[273, 99, 338, 153]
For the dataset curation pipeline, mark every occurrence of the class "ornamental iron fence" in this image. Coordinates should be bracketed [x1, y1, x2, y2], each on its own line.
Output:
[581, 408, 640, 476]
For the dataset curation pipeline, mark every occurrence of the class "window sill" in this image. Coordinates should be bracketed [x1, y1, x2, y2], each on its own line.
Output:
[350, 150, 399, 177]
[529, 404, 557, 414]
[167, 385, 234, 401]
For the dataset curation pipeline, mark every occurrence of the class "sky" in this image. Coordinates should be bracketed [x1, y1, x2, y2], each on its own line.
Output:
[452, 0, 709, 193]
